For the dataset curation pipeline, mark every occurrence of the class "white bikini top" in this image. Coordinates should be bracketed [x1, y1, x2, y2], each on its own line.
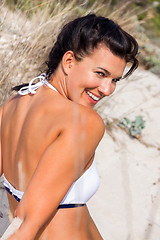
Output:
[18, 73, 58, 95]
[2, 158, 100, 205]
[2, 74, 100, 205]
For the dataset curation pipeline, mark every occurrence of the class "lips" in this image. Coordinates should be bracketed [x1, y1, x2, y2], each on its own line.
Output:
[85, 90, 100, 102]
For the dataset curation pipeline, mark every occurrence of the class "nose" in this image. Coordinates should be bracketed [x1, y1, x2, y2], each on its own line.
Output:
[98, 79, 115, 96]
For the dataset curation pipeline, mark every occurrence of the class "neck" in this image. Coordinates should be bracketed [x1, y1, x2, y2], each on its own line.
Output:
[49, 66, 68, 99]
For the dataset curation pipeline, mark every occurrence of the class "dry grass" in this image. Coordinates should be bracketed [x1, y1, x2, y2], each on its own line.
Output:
[0, 3, 160, 238]
[0, 0, 154, 104]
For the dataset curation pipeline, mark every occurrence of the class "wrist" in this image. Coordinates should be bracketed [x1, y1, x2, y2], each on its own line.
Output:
[15, 218, 38, 240]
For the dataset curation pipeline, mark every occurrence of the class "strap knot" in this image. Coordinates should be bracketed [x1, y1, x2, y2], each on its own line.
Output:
[18, 73, 47, 95]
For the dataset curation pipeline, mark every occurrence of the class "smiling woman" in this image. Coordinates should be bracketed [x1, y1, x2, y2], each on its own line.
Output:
[60, 46, 126, 108]
[0, 14, 138, 240]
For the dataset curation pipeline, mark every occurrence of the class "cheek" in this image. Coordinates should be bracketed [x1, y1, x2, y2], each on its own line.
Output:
[83, 74, 100, 88]
[111, 84, 116, 94]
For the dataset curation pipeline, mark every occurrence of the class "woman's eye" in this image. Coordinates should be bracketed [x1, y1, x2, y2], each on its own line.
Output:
[112, 78, 121, 83]
[96, 72, 105, 77]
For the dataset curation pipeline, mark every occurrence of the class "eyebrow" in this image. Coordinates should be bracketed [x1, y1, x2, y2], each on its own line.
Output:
[97, 67, 122, 79]
[97, 67, 111, 75]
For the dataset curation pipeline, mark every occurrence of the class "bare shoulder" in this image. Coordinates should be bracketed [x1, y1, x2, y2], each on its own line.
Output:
[61, 102, 105, 151]
[78, 105, 105, 139]
[44, 94, 105, 140]
[45, 97, 105, 161]
[2, 93, 19, 107]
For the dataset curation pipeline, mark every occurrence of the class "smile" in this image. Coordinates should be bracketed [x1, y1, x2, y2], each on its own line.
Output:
[86, 90, 100, 101]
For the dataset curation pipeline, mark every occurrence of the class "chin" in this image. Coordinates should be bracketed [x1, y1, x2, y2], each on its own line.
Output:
[81, 102, 94, 109]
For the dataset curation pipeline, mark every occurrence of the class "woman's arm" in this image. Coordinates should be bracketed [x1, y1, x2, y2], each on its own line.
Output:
[7, 109, 105, 240]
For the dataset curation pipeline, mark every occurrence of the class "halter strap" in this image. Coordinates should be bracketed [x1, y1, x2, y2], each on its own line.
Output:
[18, 73, 58, 95]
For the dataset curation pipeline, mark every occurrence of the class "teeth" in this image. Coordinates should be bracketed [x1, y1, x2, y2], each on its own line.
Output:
[86, 91, 100, 101]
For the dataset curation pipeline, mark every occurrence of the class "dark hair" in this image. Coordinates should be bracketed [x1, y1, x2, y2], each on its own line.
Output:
[12, 14, 139, 92]
[46, 14, 138, 79]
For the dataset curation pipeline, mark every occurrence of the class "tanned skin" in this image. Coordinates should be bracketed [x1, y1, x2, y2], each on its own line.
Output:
[1, 45, 126, 239]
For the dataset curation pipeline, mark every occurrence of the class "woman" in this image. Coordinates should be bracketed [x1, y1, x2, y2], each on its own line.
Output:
[0, 14, 138, 240]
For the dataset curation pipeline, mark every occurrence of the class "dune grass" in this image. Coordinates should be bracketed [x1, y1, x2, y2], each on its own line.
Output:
[0, 3, 159, 238]
[0, 0, 159, 104]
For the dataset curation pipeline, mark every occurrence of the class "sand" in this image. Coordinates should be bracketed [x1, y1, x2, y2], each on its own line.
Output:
[88, 68, 160, 240]
[0, 68, 160, 239]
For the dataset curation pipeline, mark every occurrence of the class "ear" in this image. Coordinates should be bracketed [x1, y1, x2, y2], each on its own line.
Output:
[62, 50, 75, 75]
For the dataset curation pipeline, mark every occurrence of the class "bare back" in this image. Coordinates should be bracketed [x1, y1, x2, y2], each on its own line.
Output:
[1, 84, 104, 240]
[2, 85, 65, 188]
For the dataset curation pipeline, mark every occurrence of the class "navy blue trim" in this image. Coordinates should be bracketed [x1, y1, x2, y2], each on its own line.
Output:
[5, 187, 85, 208]
[5, 186, 21, 202]
[57, 204, 85, 209]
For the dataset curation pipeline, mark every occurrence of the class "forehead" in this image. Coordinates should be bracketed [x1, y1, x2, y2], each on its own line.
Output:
[83, 45, 126, 76]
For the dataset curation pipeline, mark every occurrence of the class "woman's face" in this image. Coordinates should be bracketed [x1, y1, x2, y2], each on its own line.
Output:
[64, 45, 126, 108]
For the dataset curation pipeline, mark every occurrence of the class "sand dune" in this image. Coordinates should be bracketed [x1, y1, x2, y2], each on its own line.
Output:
[88, 69, 160, 240]
[0, 69, 160, 239]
